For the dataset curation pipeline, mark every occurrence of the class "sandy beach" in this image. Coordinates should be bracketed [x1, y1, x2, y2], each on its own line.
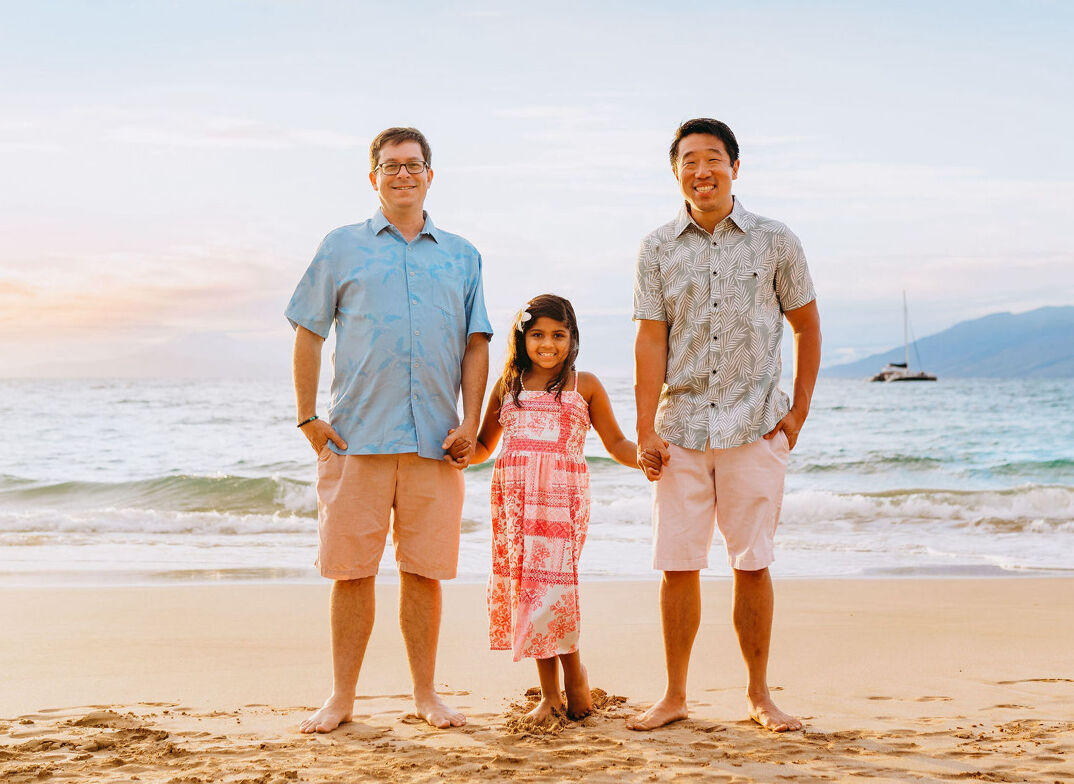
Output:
[2, 578, 1072, 783]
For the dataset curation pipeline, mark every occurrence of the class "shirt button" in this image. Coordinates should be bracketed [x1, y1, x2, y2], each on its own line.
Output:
[409, 271, 415, 277]
[712, 335, 719, 341]
[411, 299, 418, 305]
[712, 301, 718, 308]
[709, 402, 716, 407]
[711, 369, 717, 374]
[414, 330, 420, 336]
[712, 270, 717, 276]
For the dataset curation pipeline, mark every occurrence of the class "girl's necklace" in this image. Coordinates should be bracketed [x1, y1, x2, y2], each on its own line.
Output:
[522, 369, 567, 392]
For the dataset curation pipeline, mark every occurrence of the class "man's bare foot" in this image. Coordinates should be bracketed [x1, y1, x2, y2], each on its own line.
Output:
[626, 695, 688, 730]
[564, 664, 592, 720]
[748, 695, 802, 732]
[415, 693, 466, 728]
[524, 695, 565, 725]
[299, 696, 353, 734]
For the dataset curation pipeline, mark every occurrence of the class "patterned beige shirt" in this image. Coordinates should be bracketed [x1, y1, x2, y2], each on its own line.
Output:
[633, 198, 816, 450]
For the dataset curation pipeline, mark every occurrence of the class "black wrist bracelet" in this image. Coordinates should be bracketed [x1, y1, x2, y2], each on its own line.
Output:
[297, 415, 319, 428]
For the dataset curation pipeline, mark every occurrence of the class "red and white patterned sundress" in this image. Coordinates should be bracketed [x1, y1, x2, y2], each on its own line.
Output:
[487, 376, 591, 661]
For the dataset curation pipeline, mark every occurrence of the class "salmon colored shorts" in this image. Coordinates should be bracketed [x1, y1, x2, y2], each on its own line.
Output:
[315, 450, 465, 581]
[652, 433, 790, 572]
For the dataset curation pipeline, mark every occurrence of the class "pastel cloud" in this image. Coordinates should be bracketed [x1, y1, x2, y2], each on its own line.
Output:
[107, 119, 367, 151]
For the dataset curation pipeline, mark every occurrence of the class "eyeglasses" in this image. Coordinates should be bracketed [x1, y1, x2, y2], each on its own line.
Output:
[374, 161, 429, 176]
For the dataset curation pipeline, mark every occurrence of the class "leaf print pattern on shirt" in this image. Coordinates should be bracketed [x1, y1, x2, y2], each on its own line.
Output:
[633, 198, 816, 450]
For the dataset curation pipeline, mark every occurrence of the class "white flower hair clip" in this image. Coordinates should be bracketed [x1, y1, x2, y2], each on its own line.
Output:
[516, 310, 533, 332]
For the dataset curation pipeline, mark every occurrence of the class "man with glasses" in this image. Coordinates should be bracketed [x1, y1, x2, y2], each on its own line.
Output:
[630, 118, 821, 733]
[286, 127, 492, 733]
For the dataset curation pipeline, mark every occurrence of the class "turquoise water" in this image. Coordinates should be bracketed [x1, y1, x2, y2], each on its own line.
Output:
[0, 377, 1071, 584]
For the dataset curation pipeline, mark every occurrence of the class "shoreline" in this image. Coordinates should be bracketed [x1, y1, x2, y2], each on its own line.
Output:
[3, 578, 1073, 782]
[0, 564, 1071, 588]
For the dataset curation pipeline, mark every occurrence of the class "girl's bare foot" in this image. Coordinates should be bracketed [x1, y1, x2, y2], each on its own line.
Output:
[564, 663, 592, 720]
[524, 695, 564, 725]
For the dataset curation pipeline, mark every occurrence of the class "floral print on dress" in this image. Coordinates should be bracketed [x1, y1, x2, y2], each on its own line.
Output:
[488, 386, 591, 661]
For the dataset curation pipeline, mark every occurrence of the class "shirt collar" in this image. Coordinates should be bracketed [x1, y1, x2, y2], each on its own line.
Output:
[727, 197, 754, 232]
[420, 212, 442, 243]
[675, 196, 754, 237]
[371, 208, 441, 243]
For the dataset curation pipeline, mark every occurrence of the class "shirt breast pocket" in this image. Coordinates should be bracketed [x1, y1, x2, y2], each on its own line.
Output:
[734, 267, 776, 311]
[428, 267, 467, 326]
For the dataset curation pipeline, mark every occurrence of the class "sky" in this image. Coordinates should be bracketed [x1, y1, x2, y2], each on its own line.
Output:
[2, 0, 1072, 377]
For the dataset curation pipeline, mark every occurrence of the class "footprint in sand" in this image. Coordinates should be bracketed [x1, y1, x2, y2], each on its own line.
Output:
[997, 678, 1074, 685]
[689, 740, 719, 750]
[887, 740, 920, 751]
[697, 725, 727, 734]
[66, 710, 143, 729]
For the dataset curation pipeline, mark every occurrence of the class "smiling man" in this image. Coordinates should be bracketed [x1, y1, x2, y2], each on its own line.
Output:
[285, 127, 492, 733]
[630, 118, 821, 733]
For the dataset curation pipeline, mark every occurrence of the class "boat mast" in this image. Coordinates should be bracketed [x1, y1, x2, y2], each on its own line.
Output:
[903, 290, 909, 369]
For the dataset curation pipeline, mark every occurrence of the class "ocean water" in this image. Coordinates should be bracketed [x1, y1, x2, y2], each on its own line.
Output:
[0, 377, 1072, 585]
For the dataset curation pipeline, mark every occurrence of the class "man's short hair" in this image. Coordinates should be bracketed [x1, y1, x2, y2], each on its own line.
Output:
[669, 118, 740, 167]
[369, 127, 432, 171]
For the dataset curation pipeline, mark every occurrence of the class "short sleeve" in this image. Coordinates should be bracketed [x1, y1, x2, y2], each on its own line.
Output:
[285, 234, 339, 338]
[774, 228, 816, 313]
[465, 251, 494, 339]
[633, 236, 666, 321]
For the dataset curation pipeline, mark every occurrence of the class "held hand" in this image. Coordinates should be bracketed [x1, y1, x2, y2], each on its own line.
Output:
[637, 432, 669, 483]
[300, 418, 347, 455]
[637, 431, 670, 482]
[763, 407, 806, 450]
[638, 448, 664, 482]
[442, 423, 477, 469]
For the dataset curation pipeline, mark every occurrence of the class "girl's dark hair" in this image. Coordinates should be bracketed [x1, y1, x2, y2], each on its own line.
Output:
[501, 293, 580, 408]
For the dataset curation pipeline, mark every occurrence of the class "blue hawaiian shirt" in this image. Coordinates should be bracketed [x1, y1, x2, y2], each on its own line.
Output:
[285, 210, 493, 460]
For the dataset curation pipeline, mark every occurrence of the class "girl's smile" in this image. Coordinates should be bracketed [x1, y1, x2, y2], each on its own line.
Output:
[525, 317, 572, 373]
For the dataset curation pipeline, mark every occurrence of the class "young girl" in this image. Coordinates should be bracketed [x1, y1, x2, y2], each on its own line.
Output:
[465, 294, 660, 724]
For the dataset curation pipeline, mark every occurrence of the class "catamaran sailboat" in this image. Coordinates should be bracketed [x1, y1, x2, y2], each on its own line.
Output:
[870, 292, 937, 382]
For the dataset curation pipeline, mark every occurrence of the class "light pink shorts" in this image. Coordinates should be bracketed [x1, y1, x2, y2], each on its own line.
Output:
[315, 450, 465, 581]
[652, 433, 790, 572]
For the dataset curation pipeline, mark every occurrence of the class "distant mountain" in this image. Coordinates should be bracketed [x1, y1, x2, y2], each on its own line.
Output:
[824, 306, 1074, 379]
